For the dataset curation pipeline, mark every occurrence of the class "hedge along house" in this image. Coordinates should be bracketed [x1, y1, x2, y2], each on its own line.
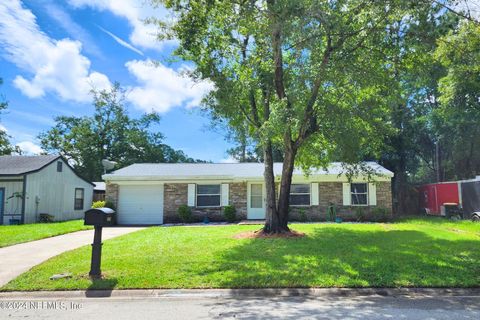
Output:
[103, 162, 393, 225]
[0, 155, 94, 225]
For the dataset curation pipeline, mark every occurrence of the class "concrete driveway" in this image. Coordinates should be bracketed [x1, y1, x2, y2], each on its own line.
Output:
[0, 227, 145, 287]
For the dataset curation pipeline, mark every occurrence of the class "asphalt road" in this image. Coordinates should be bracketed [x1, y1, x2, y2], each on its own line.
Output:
[1, 292, 479, 319]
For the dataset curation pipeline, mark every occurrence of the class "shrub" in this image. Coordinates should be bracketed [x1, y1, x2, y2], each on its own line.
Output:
[371, 207, 391, 222]
[355, 207, 366, 222]
[178, 205, 193, 223]
[92, 201, 105, 208]
[223, 205, 237, 223]
[298, 208, 307, 222]
[91, 200, 116, 210]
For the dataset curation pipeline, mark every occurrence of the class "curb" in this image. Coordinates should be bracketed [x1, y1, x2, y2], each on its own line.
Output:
[1, 288, 480, 300]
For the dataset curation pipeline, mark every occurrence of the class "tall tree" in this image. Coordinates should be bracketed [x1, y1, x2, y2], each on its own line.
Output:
[153, 0, 419, 233]
[39, 83, 200, 181]
[0, 78, 16, 155]
[432, 20, 480, 180]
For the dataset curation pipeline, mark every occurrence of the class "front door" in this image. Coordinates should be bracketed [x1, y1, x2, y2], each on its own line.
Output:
[247, 182, 265, 219]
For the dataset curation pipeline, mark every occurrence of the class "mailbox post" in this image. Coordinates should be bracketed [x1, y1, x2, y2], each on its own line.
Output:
[84, 208, 116, 278]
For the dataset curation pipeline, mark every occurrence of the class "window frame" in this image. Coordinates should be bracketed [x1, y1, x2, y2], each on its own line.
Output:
[196, 184, 221, 208]
[289, 183, 311, 207]
[74, 188, 84, 210]
[351, 183, 368, 206]
[57, 161, 63, 172]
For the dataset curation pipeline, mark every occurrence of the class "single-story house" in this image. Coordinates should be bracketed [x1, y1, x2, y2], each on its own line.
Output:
[0, 155, 94, 225]
[93, 182, 106, 202]
[103, 162, 393, 225]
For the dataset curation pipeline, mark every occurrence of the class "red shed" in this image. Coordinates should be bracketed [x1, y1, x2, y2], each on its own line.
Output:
[419, 182, 460, 215]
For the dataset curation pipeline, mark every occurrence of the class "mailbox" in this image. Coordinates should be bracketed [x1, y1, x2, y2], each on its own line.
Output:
[84, 208, 116, 226]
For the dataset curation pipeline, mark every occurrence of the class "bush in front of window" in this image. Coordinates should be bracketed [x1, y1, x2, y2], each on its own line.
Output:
[371, 207, 391, 222]
[178, 204, 193, 223]
[298, 208, 308, 222]
[354, 207, 366, 222]
[223, 205, 237, 223]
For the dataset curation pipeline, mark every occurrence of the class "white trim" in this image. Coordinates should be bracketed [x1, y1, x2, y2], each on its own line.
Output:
[187, 184, 196, 206]
[221, 183, 229, 206]
[342, 183, 351, 206]
[368, 183, 377, 206]
[311, 183, 319, 206]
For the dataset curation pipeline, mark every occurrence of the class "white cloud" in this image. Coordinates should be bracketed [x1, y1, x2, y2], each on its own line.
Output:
[98, 26, 144, 56]
[0, 124, 7, 132]
[125, 60, 213, 113]
[0, 1, 111, 102]
[219, 156, 239, 163]
[16, 141, 43, 155]
[68, 0, 176, 51]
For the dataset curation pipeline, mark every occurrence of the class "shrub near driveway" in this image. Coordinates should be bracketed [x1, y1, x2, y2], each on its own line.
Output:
[0, 220, 92, 248]
[2, 219, 480, 291]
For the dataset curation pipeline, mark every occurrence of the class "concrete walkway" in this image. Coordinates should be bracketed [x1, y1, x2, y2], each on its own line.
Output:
[0, 227, 145, 287]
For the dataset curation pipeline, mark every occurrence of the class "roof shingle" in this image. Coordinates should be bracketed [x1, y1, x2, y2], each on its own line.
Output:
[0, 155, 60, 175]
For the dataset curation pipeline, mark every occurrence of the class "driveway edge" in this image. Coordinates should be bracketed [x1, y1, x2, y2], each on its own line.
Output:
[1, 288, 479, 299]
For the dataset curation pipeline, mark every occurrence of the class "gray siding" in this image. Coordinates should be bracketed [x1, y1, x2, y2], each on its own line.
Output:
[0, 177, 24, 225]
[24, 159, 93, 223]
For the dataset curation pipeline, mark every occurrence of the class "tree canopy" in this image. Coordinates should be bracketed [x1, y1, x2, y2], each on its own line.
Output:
[0, 78, 17, 156]
[39, 84, 201, 181]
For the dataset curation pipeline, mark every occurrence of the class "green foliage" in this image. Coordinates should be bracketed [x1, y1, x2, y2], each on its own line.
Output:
[0, 77, 17, 156]
[39, 83, 201, 181]
[298, 208, 307, 222]
[223, 205, 237, 223]
[354, 207, 366, 222]
[371, 207, 391, 222]
[91, 200, 116, 210]
[177, 205, 193, 223]
[91, 201, 105, 209]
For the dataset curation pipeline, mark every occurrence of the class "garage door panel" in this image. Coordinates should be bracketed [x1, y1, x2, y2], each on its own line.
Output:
[118, 185, 163, 224]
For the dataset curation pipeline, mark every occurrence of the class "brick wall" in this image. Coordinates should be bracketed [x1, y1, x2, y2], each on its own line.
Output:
[105, 182, 119, 209]
[110, 180, 392, 223]
[163, 182, 248, 223]
[289, 181, 392, 221]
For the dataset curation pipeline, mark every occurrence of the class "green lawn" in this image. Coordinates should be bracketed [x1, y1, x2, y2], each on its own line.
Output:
[2, 218, 479, 291]
[0, 220, 92, 248]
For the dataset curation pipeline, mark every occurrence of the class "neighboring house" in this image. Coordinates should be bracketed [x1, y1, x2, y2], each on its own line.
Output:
[0, 155, 94, 225]
[93, 182, 106, 202]
[103, 162, 393, 225]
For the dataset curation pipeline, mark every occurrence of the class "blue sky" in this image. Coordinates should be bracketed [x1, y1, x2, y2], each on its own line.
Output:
[0, 0, 234, 162]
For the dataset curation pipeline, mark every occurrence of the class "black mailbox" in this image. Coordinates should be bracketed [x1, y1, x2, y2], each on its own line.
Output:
[84, 208, 116, 226]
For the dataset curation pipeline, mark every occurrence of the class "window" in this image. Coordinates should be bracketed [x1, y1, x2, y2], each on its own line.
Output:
[351, 183, 368, 205]
[57, 161, 63, 172]
[196, 184, 221, 207]
[74, 188, 84, 210]
[250, 184, 263, 208]
[290, 184, 310, 206]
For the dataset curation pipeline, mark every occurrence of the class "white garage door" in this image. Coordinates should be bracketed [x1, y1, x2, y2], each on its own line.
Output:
[117, 185, 164, 225]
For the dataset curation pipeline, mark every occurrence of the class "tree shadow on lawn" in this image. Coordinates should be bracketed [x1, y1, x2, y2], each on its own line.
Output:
[208, 227, 480, 288]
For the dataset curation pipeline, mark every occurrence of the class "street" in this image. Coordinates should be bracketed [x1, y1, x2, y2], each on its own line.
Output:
[1, 290, 479, 319]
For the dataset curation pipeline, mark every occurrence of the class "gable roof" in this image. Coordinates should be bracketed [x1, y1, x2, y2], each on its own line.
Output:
[103, 162, 393, 181]
[0, 155, 61, 175]
[0, 155, 94, 186]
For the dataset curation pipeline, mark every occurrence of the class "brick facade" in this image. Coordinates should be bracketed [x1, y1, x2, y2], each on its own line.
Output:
[107, 180, 392, 223]
[105, 182, 119, 209]
[163, 182, 248, 223]
[288, 181, 392, 221]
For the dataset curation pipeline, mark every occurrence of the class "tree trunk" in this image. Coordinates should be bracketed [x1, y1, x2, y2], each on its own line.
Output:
[263, 140, 282, 233]
[277, 146, 296, 228]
